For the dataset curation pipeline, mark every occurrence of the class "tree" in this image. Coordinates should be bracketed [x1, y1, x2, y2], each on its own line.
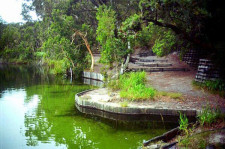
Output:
[71, 30, 94, 71]
[139, 0, 211, 50]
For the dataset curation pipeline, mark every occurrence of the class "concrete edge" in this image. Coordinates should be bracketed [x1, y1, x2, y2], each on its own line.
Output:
[82, 71, 104, 81]
[75, 89, 197, 117]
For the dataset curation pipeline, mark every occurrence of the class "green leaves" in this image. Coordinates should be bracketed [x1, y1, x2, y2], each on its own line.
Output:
[179, 112, 189, 135]
[197, 105, 221, 126]
[96, 5, 128, 65]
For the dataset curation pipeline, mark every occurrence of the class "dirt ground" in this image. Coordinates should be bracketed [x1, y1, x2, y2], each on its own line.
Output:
[146, 54, 225, 112]
[91, 52, 225, 112]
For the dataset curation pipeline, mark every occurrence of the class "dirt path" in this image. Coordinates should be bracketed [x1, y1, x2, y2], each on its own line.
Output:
[147, 71, 206, 97]
[145, 54, 225, 112]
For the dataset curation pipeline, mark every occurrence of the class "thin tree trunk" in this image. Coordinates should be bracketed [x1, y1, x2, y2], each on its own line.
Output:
[71, 30, 94, 71]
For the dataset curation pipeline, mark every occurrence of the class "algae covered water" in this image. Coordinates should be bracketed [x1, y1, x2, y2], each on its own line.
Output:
[0, 65, 170, 149]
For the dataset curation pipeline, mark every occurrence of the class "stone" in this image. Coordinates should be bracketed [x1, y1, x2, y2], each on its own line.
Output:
[147, 144, 160, 149]
[209, 131, 225, 145]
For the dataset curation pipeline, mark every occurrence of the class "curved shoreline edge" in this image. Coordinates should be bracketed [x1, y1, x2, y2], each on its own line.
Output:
[75, 89, 198, 121]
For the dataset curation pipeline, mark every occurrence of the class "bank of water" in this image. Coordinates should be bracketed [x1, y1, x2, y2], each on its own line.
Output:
[0, 65, 174, 149]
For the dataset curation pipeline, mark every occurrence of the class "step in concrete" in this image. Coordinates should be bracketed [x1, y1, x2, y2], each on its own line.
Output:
[139, 59, 168, 62]
[127, 67, 189, 72]
[135, 62, 172, 67]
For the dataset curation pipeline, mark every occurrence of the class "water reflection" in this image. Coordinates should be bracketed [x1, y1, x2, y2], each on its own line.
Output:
[83, 78, 104, 87]
[0, 65, 169, 149]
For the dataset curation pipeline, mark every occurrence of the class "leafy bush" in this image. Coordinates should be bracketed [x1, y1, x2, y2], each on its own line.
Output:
[152, 29, 176, 57]
[96, 6, 129, 67]
[197, 105, 221, 126]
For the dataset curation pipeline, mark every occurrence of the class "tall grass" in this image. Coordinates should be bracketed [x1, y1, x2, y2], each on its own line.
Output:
[179, 112, 189, 135]
[197, 105, 221, 126]
[192, 80, 225, 97]
[108, 72, 155, 100]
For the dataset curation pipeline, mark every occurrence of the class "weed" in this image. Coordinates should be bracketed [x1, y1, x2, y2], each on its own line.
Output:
[179, 137, 190, 148]
[179, 130, 211, 149]
[167, 92, 182, 99]
[107, 79, 120, 91]
[120, 101, 129, 107]
[197, 105, 221, 126]
[179, 112, 189, 135]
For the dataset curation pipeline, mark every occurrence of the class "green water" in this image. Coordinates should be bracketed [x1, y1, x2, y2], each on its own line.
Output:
[0, 65, 170, 149]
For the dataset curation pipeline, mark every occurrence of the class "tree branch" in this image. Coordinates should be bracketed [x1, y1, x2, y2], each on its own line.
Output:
[143, 18, 213, 50]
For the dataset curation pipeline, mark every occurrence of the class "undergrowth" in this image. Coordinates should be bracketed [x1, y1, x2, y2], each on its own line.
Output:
[178, 106, 224, 148]
[197, 105, 222, 126]
[156, 91, 182, 100]
[193, 80, 225, 97]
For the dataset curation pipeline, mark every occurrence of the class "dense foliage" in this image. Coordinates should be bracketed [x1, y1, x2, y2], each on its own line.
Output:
[0, 0, 224, 77]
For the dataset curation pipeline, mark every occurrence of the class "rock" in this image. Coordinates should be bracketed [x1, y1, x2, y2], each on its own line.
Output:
[209, 130, 225, 146]
[147, 144, 160, 149]
[206, 144, 215, 149]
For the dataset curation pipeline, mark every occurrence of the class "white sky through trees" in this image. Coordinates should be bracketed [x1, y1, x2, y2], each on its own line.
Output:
[0, 0, 38, 23]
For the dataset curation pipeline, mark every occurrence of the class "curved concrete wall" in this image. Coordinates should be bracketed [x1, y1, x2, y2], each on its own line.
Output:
[75, 90, 197, 121]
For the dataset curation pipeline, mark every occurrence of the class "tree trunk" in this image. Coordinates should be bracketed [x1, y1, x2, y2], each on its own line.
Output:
[71, 30, 95, 71]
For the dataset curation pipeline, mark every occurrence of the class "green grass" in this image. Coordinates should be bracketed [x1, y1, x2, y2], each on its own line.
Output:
[108, 72, 155, 100]
[156, 91, 182, 100]
[179, 112, 189, 135]
[197, 105, 222, 126]
[192, 80, 225, 97]
[179, 131, 210, 149]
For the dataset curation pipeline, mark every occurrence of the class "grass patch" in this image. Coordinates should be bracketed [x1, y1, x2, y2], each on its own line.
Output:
[108, 72, 155, 100]
[179, 131, 210, 149]
[197, 105, 222, 126]
[192, 80, 225, 97]
[156, 91, 182, 100]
